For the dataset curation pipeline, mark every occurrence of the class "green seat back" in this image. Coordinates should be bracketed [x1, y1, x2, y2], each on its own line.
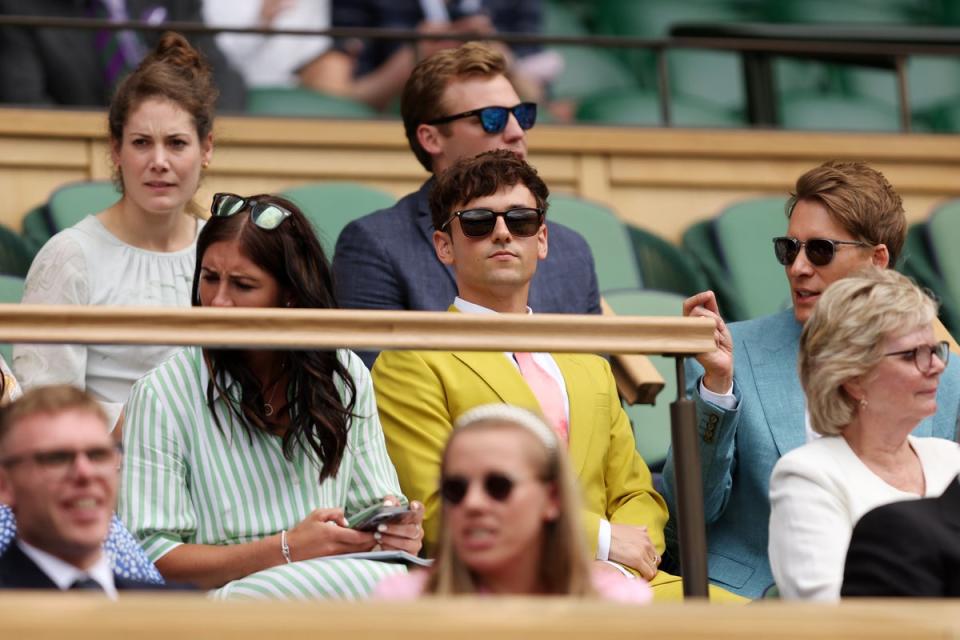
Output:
[897, 222, 960, 334]
[681, 219, 749, 321]
[20, 204, 51, 255]
[779, 95, 901, 132]
[0, 274, 24, 364]
[0, 224, 35, 277]
[575, 89, 743, 128]
[280, 182, 396, 254]
[627, 224, 709, 296]
[247, 87, 377, 118]
[927, 201, 960, 323]
[546, 194, 641, 292]
[713, 197, 791, 320]
[603, 288, 687, 466]
[47, 181, 121, 232]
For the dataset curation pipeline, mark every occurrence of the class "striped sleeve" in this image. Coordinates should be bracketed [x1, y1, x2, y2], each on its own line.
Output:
[120, 358, 197, 562]
[339, 350, 404, 517]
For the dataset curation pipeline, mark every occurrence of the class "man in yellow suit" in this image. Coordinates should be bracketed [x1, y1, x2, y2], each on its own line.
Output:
[374, 150, 737, 600]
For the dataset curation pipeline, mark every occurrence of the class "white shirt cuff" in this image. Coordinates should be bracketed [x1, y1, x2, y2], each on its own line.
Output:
[698, 378, 738, 410]
[596, 519, 611, 561]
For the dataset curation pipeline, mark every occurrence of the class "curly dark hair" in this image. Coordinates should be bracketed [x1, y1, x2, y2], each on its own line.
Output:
[191, 194, 355, 481]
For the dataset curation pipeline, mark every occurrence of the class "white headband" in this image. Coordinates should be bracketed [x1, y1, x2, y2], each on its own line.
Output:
[453, 403, 558, 451]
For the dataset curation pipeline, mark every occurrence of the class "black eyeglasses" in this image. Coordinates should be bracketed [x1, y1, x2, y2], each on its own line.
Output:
[773, 236, 871, 267]
[884, 341, 950, 374]
[426, 103, 537, 134]
[441, 207, 544, 238]
[440, 472, 520, 505]
[0, 445, 121, 475]
[211, 193, 293, 230]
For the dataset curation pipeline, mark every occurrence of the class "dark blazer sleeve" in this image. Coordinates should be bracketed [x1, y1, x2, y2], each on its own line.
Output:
[841, 499, 943, 598]
[333, 215, 408, 312]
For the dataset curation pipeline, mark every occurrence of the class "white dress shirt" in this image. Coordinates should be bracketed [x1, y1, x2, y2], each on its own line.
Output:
[17, 539, 117, 599]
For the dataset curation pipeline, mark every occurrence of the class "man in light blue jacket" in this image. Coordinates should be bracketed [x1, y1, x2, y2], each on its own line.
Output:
[662, 161, 960, 598]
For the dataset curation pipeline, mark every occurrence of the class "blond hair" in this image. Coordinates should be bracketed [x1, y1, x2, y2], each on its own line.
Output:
[799, 268, 937, 436]
[0, 385, 107, 448]
[787, 161, 905, 268]
[425, 404, 596, 596]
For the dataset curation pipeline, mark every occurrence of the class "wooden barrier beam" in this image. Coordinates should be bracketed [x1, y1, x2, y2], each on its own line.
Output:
[0, 594, 959, 640]
[0, 304, 715, 355]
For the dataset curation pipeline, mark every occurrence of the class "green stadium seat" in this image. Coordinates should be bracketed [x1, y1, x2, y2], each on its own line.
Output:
[549, 47, 640, 102]
[0, 225, 34, 277]
[280, 182, 396, 254]
[246, 87, 378, 118]
[627, 224, 709, 297]
[603, 288, 687, 467]
[575, 89, 743, 127]
[923, 200, 960, 334]
[0, 274, 25, 364]
[47, 181, 121, 233]
[779, 95, 901, 132]
[546, 193, 641, 292]
[682, 219, 748, 321]
[712, 197, 791, 320]
[20, 204, 51, 255]
[897, 222, 960, 334]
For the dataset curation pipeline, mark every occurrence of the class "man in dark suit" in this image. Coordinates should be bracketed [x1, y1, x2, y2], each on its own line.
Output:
[332, 41, 600, 367]
[842, 477, 960, 598]
[0, 0, 245, 110]
[0, 385, 167, 594]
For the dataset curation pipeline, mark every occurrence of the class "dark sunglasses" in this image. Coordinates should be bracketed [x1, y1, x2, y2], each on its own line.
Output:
[772, 236, 871, 267]
[441, 207, 544, 238]
[426, 102, 537, 134]
[884, 340, 950, 374]
[211, 193, 293, 230]
[441, 472, 517, 505]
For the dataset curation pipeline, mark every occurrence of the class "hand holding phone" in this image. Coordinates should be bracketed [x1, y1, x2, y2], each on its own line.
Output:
[347, 503, 411, 531]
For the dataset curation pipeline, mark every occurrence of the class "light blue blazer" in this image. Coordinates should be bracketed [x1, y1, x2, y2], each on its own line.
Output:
[661, 308, 960, 599]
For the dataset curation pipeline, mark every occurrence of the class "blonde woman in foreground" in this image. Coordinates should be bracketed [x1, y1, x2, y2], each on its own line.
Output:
[375, 404, 651, 602]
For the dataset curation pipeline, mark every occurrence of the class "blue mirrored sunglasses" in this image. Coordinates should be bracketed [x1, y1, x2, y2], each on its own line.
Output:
[210, 193, 292, 230]
[426, 103, 537, 134]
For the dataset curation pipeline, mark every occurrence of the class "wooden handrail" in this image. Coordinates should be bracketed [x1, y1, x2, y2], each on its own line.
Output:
[0, 304, 715, 355]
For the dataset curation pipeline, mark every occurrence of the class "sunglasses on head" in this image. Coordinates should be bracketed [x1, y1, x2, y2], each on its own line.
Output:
[211, 193, 293, 230]
[426, 103, 537, 134]
[441, 472, 518, 505]
[441, 207, 544, 238]
[772, 236, 871, 267]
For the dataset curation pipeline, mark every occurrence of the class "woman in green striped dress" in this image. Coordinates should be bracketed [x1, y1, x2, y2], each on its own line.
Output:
[119, 193, 424, 599]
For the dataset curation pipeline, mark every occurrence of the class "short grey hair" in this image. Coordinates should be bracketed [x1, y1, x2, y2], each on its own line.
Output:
[799, 267, 937, 436]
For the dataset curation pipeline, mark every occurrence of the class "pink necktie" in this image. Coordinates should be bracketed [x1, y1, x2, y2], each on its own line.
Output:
[514, 352, 569, 443]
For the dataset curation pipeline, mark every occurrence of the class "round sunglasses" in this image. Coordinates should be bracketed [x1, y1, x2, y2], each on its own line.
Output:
[426, 103, 537, 134]
[441, 207, 544, 238]
[772, 236, 871, 267]
[441, 472, 522, 505]
[211, 193, 293, 230]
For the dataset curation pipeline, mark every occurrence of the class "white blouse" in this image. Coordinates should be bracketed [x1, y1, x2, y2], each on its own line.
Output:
[13, 215, 201, 427]
[768, 434, 960, 601]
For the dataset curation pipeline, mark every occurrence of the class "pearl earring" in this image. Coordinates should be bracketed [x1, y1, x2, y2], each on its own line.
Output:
[859, 398, 868, 409]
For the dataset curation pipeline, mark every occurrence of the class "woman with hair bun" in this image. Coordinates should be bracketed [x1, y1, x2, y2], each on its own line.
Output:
[15, 32, 216, 430]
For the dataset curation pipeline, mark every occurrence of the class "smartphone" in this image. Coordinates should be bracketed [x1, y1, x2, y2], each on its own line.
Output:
[347, 503, 411, 531]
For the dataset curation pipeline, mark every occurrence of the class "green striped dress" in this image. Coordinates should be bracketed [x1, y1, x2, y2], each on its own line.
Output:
[119, 346, 406, 600]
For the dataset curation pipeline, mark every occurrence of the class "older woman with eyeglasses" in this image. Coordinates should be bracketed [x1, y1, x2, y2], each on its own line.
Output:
[664, 161, 960, 598]
[374, 404, 651, 602]
[768, 268, 960, 601]
[119, 193, 423, 599]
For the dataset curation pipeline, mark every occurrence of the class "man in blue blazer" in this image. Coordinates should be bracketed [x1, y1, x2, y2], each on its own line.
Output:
[332, 42, 599, 367]
[0, 386, 179, 594]
[662, 161, 960, 598]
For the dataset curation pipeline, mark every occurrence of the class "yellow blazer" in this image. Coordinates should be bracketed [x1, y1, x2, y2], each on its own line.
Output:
[372, 345, 668, 559]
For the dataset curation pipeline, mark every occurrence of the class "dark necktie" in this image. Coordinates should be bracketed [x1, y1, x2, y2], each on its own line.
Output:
[69, 577, 104, 592]
[88, 0, 144, 99]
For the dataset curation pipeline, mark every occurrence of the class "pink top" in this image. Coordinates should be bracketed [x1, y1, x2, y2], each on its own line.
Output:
[373, 567, 652, 604]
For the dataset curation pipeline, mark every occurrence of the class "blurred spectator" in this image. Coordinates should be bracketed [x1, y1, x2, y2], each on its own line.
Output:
[302, 0, 556, 111]
[0, 0, 245, 110]
[203, 0, 331, 88]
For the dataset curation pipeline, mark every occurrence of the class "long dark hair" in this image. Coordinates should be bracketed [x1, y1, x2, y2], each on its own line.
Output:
[191, 194, 356, 481]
